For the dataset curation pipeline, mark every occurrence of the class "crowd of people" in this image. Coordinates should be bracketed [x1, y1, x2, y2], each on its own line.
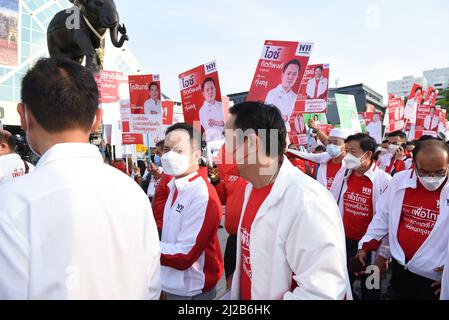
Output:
[1, 57, 449, 300]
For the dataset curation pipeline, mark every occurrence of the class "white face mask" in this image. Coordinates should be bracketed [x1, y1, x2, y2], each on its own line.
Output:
[327, 144, 342, 158]
[380, 148, 389, 156]
[417, 173, 447, 192]
[161, 151, 190, 177]
[344, 153, 366, 170]
[388, 144, 401, 156]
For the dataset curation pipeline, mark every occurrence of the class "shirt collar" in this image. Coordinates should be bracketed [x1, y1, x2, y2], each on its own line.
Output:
[36, 143, 103, 169]
[276, 84, 290, 95]
[170, 171, 202, 192]
[0, 153, 21, 161]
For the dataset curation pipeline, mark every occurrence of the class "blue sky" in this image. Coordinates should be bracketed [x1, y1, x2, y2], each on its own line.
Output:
[114, 0, 449, 103]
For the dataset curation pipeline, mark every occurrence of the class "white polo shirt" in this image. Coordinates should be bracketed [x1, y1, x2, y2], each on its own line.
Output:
[0, 153, 34, 185]
[199, 100, 225, 142]
[144, 99, 162, 115]
[265, 84, 297, 131]
[0, 143, 161, 300]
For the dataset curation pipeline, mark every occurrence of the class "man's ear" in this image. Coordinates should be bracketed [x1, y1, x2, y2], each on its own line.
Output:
[90, 108, 103, 132]
[17, 103, 28, 131]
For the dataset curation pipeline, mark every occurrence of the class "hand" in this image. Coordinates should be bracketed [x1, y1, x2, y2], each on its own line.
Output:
[308, 118, 318, 130]
[432, 266, 444, 297]
[375, 255, 389, 280]
[394, 147, 405, 161]
[356, 250, 367, 267]
[208, 166, 220, 183]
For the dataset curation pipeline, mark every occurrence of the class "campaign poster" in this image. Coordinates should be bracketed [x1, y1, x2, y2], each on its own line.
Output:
[247, 40, 313, 131]
[335, 93, 362, 133]
[288, 113, 308, 146]
[179, 61, 225, 143]
[294, 63, 329, 114]
[414, 104, 440, 139]
[404, 83, 424, 124]
[423, 86, 439, 106]
[387, 95, 405, 132]
[0, 0, 19, 67]
[359, 112, 383, 144]
[128, 75, 164, 145]
[162, 100, 174, 126]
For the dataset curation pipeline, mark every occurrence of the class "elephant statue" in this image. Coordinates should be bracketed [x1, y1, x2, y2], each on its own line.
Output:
[47, 0, 129, 73]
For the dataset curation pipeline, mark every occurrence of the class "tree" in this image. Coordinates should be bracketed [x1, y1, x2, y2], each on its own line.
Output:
[436, 88, 449, 120]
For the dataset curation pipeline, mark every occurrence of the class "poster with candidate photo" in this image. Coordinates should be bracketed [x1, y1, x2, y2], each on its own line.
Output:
[179, 60, 225, 143]
[335, 93, 362, 133]
[387, 95, 405, 132]
[404, 83, 424, 125]
[128, 75, 164, 146]
[414, 104, 441, 139]
[358, 112, 383, 144]
[247, 40, 313, 131]
[423, 86, 438, 106]
[0, 0, 19, 67]
[294, 64, 329, 114]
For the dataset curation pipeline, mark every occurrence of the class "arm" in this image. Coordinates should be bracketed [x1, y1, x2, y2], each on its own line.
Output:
[288, 149, 331, 164]
[143, 205, 161, 299]
[160, 195, 221, 270]
[284, 196, 349, 300]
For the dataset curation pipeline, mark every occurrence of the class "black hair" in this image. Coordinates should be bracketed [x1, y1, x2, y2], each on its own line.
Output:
[414, 87, 423, 95]
[21, 57, 98, 133]
[345, 133, 377, 160]
[148, 81, 159, 91]
[314, 66, 323, 72]
[201, 77, 216, 91]
[0, 130, 15, 150]
[155, 139, 165, 149]
[413, 136, 449, 160]
[388, 130, 407, 140]
[165, 123, 201, 150]
[382, 140, 389, 144]
[406, 141, 415, 147]
[229, 101, 286, 158]
[283, 59, 301, 73]
[314, 145, 327, 153]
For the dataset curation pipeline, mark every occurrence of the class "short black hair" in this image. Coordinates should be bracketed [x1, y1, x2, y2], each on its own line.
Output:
[283, 59, 301, 73]
[314, 66, 323, 72]
[406, 141, 415, 147]
[201, 77, 216, 91]
[155, 139, 165, 149]
[165, 123, 201, 150]
[382, 140, 389, 144]
[0, 130, 15, 150]
[413, 136, 449, 160]
[345, 133, 377, 160]
[229, 101, 286, 158]
[21, 57, 98, 133]
[388, 130, 407, 140]
[149, 81, 159, 91]
[314, 145, 327, 153]
[414, 87, 423, 94]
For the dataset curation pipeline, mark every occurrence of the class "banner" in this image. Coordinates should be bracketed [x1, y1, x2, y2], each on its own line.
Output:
[247, 40, 313, 130]
[97, 71, 128, 105]
[335, 94, 362, 133]
[423, 86, 438, 106]
[0, 0, 19, 67]
[387, 95, 405, 132]
[288, 113, 328, 146]
[128, 75, 163, 145]
[404, 83, 424, 124]
[122, 133, 144, 145]
[294, 63, 329, 113]
[359, 112, 383, 144]
[179, 60, 225, 142]
[414, 104, 440, 139]
[162, 100, 174, 126]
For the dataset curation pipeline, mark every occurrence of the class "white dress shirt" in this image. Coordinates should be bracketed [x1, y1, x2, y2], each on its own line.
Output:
[144, 99, 162, 115]
[0, 143, 161, 300]
[0, 153, 34, 185]
[265, 84, 297, 131]
[306, 77, 328, 99]
[199, 100, 225, 142]
[424, 115, 439, 131]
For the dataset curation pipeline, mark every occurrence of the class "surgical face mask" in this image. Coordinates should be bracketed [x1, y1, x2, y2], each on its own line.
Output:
[344, 153, 366, 170]
[388, 144, 401, 156]
[24, 106, 41, 157]
[417, 172, 448, 192]
[326, 144, 342, 158]
[161, 151, 190, 177]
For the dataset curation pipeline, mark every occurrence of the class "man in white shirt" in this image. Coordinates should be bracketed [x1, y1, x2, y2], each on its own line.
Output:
[144, 82, 162, 115]
[404, 87, 423, 124]
[424, 107, 440, 131]
[306, 66, 328, 100]
[0, 130, 34, 184]
[265, 59, 301, 131]
[0, 57, 161, 300]
[366, 113, 382, 144]
[199, 77, 225, 142]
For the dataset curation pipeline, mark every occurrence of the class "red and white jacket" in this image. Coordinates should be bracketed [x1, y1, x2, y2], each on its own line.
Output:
[358, 169, 449, 281]
[160, 171, 223, 297]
